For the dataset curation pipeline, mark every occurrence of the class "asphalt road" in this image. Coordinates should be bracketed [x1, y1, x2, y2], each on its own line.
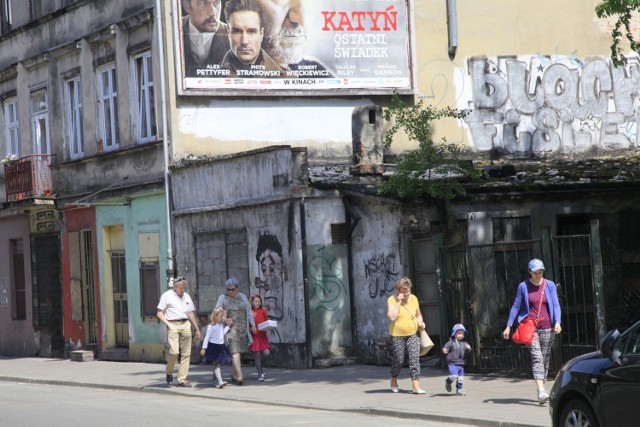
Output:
[0, 381, 476, 427]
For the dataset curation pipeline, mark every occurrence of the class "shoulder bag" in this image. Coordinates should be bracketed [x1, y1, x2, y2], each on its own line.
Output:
[403, 303, 434, 356]
[512, 280, 545, 346]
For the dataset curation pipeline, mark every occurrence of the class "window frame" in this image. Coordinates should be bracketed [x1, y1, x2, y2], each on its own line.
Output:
[30, 88, 50, 154]
[132, 51, 156, 144]
[3, 97, 19, 157]
[97, 63, 119, 152]
[1, 0, 12, 27]
[65, 76, 84, 159]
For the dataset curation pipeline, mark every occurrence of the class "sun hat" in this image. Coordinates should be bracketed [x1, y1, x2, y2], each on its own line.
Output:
[451, 323, 467, 337]
[528, 258, 545, 272]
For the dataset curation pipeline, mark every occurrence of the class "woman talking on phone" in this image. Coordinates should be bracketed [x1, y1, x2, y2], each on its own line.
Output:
[387, 277, 426, 395]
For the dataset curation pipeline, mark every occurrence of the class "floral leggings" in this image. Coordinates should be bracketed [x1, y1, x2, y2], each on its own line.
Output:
[530, 328, 554, 381]
[389, 334, 421, 380]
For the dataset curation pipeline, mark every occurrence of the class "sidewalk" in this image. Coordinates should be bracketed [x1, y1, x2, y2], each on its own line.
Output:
[0, 357, 551, 427]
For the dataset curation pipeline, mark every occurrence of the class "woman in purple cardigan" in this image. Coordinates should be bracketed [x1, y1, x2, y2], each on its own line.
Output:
[502, 258, 562, 405]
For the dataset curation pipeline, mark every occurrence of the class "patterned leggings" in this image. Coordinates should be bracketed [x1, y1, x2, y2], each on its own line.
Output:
[530, 329, 554, 381]
[389, 334, 421, 380]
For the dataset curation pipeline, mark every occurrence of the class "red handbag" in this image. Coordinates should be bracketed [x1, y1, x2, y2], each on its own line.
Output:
[512, 281, 545, 346]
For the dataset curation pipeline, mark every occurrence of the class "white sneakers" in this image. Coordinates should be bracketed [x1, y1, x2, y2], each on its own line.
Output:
[538, 389, 550, 405]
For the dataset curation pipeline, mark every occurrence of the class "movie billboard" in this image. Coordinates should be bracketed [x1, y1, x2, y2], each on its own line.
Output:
[174, 0, 414, 95]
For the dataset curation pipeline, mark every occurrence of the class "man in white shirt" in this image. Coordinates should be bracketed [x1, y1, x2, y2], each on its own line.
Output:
[182, 0, 230, 77]
[157, 277, 202, 387]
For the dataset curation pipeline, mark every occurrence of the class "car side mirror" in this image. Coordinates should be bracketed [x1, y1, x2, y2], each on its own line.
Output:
[601, 329, 620, 359]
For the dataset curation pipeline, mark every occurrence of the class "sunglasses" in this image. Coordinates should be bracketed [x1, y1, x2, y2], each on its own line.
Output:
[227, 287, 237, 291]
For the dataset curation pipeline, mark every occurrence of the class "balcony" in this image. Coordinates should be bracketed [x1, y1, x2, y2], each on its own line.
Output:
[4, 154, 55, 202]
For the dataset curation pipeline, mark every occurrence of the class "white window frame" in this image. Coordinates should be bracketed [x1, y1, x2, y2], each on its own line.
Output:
[2, 0, 12, 26]
[30, 88, 50, 155]
[97, 64, 119, 151]
[65, 76, 84, 159]
[132, 51, 156, 143]
[3, 97, 19, 157]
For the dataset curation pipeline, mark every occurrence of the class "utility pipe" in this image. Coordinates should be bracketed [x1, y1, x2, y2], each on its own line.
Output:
[447, 0, 458, 60]
[154, 0, 174, 283]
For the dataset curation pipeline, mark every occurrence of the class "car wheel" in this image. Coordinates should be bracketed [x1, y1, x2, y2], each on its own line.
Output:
[558, 399, 599, 427]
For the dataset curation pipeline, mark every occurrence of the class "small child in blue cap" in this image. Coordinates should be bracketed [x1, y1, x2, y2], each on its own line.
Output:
[442, 323, 472, 395]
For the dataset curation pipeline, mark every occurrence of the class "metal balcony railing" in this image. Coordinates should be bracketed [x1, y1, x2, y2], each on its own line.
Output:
[4, 154, 55, 202]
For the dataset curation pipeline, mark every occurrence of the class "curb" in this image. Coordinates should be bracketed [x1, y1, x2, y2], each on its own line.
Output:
[0, 376, 546, 427]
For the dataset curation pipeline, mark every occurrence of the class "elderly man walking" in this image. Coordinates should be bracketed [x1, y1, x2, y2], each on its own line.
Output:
[157, 277, 202, 387]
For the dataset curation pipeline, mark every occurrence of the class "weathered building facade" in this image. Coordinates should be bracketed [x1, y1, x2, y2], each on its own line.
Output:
[0, 0, 170, 360]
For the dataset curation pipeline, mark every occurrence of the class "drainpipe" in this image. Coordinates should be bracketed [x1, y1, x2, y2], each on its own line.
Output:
[446, 0, 458, 60]
[155, 0, 174, 282]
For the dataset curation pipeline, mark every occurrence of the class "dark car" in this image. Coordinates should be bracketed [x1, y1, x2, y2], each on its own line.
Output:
[549, 320, 640, 427]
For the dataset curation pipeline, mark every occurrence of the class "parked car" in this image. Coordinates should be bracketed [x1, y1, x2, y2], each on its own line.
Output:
[549, 320, 640, 427]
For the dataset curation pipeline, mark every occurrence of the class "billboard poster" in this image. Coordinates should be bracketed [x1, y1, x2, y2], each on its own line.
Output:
[174, 0, 414, 95]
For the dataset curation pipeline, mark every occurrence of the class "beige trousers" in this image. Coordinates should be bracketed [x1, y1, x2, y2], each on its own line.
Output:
[166, 320, 192, 383]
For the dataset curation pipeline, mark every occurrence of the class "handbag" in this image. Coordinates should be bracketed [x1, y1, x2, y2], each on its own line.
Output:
[512, 280, 545, 346]
[403, 304, 434, 356]
[419, 329, 435, 356]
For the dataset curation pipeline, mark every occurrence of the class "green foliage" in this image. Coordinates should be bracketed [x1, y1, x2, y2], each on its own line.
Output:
[380, 94, 480, 214]
[595, 0, 640, 66]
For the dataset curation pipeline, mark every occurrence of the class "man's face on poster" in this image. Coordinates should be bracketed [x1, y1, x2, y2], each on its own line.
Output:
[228, 10, 264, 65]
[257, 0, 311, 66]
[184, 0, 222, 33]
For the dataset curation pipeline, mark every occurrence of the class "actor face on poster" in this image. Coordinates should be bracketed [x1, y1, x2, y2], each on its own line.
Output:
[182, 0, 230, 76]
[220, 0, 286, 76]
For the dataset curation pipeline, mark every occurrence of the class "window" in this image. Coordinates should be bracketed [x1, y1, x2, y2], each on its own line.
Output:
[139, 232, 160, 317]
[140, 260, 159, 317]
[3, 97, 19, 157]
[11, 239, 26, 320]
[1, 0, 12, 31]
[97, 64, 119, 151]
[493, 217, 531, 242]
[132, 51, 156, 143]
[31, 0, 43, 19]
[30, 88, 50, 154]
[65, 76, 84, 158]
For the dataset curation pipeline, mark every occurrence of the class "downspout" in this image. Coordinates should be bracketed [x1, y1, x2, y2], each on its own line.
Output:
[155, 0, 174, 281]
[446, 0, 458, 60]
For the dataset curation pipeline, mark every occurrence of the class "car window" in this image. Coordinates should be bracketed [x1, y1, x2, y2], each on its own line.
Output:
[626, 330, 640, 355]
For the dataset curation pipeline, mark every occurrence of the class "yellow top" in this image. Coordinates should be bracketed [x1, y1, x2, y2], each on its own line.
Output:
[388, 294, 420, 337]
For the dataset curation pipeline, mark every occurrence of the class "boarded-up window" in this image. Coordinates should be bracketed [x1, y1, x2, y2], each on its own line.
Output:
[195, 230, 249, 314]
[138, 233, 160, 318]
[140, 260, 159, 317]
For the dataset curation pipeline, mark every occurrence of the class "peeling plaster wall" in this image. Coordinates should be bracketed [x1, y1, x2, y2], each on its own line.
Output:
[349, 199, 406, 363]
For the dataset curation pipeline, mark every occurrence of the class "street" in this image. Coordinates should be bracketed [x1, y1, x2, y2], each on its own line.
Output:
[0, 382, 476, 427]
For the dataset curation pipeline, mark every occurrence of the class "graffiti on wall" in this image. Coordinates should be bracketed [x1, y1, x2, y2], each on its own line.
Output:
[253, 232, 286, 320]
[308, 245, 348, 312]
[364, 252, 399, 298]
[465, 55, 640, 154]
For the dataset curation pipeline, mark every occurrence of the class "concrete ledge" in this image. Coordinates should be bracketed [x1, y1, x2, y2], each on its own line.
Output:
[313, 357, 360, 368]
[70, 350, 94, 362]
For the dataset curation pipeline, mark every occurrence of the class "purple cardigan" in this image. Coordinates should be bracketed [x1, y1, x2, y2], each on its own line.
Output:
[506, 279, 561, 327]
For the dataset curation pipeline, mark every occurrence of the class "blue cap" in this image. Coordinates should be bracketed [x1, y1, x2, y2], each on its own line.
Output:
[528, 259, 545, 272]
[451, 323, 467, 337]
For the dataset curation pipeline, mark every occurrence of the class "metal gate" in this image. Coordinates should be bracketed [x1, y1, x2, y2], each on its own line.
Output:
[440, 233, 602, 374]
[31, 233, 64, 358]
[110, 251, 129, 347]
[81, 230, 98, 346]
